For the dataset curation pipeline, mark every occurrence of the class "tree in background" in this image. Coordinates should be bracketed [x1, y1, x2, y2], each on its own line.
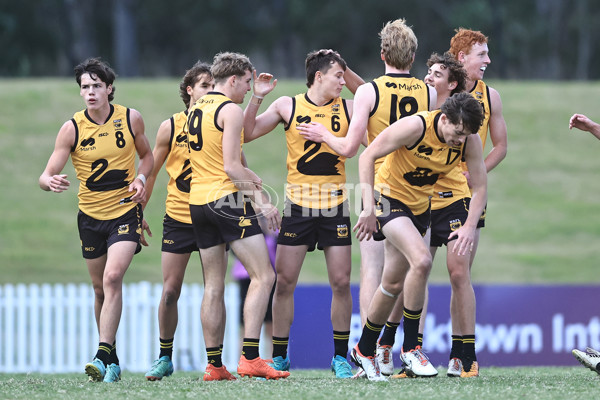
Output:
[0, 0, 598, 79]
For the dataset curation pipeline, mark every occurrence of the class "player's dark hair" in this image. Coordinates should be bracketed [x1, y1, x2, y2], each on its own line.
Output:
[427, 52, 467, 96]
[74, 57, 117, 102]
[179, 61, 212, 108]
[305, 49, 347, 88]
[441, 92, 484, 134]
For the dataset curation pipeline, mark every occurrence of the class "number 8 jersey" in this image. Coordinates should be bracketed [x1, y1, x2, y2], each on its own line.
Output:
[70, 104, 137, 220]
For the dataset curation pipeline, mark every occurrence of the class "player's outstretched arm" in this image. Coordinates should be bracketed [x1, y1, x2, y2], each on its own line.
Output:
[39, 120, 74, 193]
[569, 113, 600, 140]
[298, 83, 373, 157]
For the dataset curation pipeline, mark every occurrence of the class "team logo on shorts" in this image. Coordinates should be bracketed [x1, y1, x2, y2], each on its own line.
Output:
[449, 219, 462, 231]
[238, 217, 252, 227]
[337, 224, 349, 238]
[118, 224, 130, 235]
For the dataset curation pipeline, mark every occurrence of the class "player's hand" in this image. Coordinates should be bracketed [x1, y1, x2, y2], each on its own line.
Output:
[297, 122, 329, 143]
[259, 202, 281, 232]
[140, 219, 152, 246]
[253, 70, 277, 98]
[569, 113, 594, 132]
[47, 174, 70, 193]
[129, 179, 146, 203]
[448, 226, 476, 256]
[245, 168, 263, 191]
[353, 208, 378, 241]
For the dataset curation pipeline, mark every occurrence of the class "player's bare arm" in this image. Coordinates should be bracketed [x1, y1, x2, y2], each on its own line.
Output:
[569, 113, 600, 140]
[129, 108, 153, 204]
[221, 103, 281, 231]
[299, 83, 372, 157]
[139, 117, 172, 245]
[243, 70, 278, 139]
[449, 134, 487, 256]
[483, 87, 507, 173]
[343, 66, 365, 94]
[39, 120, 75, 193]
[144, 118, 171, 209]
[243, 95, 292, 143]
[428, 85, 438, 111]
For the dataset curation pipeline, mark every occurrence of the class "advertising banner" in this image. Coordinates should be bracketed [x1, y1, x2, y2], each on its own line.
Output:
[288, 284, 599, 368]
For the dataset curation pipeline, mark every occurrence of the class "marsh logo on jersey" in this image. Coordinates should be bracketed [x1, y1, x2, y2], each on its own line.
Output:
[113, 119, 123, 129]
[337, 224, 349, 238]
[474, 91, 484, 100]
[175, 133, 188, 148]
[118, 224, 130, 235]
[80, 138, 96, 147]
[449, 219, 462, 231]
[296, 115, 311, 124]
[331, 104, 340, 113]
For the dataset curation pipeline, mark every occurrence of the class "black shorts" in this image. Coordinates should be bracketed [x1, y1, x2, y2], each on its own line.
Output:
[277, 200, 352, 251]
[161, 214, 199, 254]
[190, 191, 263, 249]
[77, 204, 143, 259]
[430, 198, 485, 247]
[238, 278, 275, 324]
[375, 193, 430, 238]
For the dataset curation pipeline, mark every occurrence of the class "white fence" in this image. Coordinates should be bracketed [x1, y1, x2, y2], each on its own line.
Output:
[0, 282, 245, 373]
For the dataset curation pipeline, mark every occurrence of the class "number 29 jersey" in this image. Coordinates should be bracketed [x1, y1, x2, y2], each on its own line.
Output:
[70, 104, 137, 220]
[187, 92, 240, 206]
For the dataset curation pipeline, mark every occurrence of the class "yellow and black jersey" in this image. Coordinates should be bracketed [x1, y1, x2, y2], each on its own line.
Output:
[367, 74, 430, 172]
[284, 93, 350, 209]
[430, 80, 491, 209]
[187, 92, 240, 206]
[375, 110, 465, 215]
[469, 80, 492, 148]
[70, 104, 137, 220]
[164, 110, 193, 223]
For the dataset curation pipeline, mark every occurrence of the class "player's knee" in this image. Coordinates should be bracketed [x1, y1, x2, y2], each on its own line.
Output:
[448, 267, 470, 286]
[412, 253, 433, 276]
[103, 270, 124, 289]
[92, 286, 104, 303]
[275, 274, 295, 294]
[330, 275, 351, 295]
[162, 287, 181, 306]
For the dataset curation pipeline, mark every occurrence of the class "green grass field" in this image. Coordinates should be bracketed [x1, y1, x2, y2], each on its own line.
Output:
[0, 79, 599, 285]
[1, 368, 599, 400]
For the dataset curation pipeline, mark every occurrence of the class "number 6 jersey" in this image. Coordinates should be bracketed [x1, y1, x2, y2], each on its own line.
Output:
[284, 94, 350, 209]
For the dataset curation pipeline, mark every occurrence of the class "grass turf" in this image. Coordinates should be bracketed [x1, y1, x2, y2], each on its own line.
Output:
[0, 367, 599, 400]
